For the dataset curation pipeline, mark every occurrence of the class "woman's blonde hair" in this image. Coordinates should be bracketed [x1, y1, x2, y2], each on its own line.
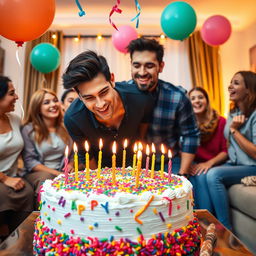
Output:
[24, 88, 69, 145]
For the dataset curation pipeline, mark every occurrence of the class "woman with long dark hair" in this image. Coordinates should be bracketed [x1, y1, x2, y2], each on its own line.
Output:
[0, 76, 33, 239]
[206, 71, 256, 229]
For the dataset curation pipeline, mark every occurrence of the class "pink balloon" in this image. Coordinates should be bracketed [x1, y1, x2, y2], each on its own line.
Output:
[201, 15, 232, 46]
[112, 25, 138, 53]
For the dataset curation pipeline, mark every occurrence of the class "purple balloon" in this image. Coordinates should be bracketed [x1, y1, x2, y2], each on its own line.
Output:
[201, 15, 232, 46]
[112, 25, 138, 53]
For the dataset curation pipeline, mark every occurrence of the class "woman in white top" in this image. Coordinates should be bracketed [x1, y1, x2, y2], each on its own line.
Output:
[0, 76, 33, 239]
[22, 89, 73, 205]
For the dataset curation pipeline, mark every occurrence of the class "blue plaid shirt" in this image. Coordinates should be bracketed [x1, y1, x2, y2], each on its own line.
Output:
[126, 79, 199, 156]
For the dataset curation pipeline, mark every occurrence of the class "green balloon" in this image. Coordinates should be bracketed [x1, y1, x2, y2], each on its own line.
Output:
[160, 1, 197, 40]
[30, 43, 60, 73]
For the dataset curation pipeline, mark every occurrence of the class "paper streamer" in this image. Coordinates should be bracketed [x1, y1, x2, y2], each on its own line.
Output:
[75, 0, 86, 17]
[109, 0, 122, 31]
[131, 0, 141, 28]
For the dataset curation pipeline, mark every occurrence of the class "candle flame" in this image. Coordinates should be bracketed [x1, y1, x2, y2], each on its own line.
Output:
[138, 142, 143, 151]
[73, 143, 78, 153]
[161, 144, 165, 154]
[65, 145, 69, 157]
[112, 141, 117, 154]
[137, 150, 142, 160]
[99, 138, 103, 150]
[146, 144, 150, 155]
[151, 143, 156, 153]
[123, 139, 128, 149]
[168, 149, 172, 159]
[133, 143, 138, 153]
[85, 141, 89, 152]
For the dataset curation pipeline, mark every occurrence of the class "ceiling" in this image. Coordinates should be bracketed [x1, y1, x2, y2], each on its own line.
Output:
[53, 0, 256, 34]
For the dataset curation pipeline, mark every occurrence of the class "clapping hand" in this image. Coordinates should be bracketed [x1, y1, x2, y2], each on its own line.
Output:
[230, 115, 246, 130]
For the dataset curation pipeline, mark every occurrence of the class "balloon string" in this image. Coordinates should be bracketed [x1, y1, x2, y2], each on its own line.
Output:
[109, 0, 122, 31]
[15, 48, 25, 120]
[41, 74, 47, 88]
[131, 0, 141, 28]
[75, 0, 86, 17]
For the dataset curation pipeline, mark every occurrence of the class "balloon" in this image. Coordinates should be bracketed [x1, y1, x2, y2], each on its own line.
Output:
[112, 25, 138, 53]
[0, 0, 55, 46]
[200, 15, 232, 46]
[30, 43, 61, 74]
[160, 1, 197, 40]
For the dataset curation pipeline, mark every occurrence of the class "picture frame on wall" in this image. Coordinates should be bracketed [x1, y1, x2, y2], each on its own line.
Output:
[249, 45, 256, 72]
[0, 46, 5, 76]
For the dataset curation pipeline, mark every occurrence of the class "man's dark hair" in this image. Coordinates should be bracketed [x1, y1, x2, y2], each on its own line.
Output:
[61, 89, 74, 103]
[0, 76, 11, 99]
[127, 38, 164, 63]
[62, 50, 111, 90]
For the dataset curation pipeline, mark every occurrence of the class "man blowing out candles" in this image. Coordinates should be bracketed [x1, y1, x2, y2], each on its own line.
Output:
[62, 50, 154, 169]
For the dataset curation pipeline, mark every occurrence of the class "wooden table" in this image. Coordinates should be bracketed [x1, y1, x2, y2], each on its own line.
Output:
[0, 210, 253, 256]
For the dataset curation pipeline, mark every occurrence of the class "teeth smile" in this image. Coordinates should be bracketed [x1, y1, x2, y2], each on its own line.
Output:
[98, 106, 108, 113]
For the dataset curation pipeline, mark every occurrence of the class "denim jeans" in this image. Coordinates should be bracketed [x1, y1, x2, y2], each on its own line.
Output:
[189, 174, 214, 214]
[206, 163, 256, 229]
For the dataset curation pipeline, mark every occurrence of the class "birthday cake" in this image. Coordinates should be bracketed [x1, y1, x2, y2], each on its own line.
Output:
[34, 168, 201, 255]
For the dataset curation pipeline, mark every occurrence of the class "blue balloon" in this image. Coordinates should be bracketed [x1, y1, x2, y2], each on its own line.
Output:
[30, 43, 61, 73]
[161, 1, 197, 40]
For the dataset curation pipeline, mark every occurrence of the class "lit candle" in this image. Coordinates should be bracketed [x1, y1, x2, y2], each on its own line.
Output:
[85, 141, 90, 181]
[151, 143, 156, 179]
[122, 139, 128, 175]
[73, 143, 78, 181]
[63, 146, 69, 184]
[112, 141, 117, 185]
[138, 142, 143, 164]
[97, 138, 103, 178]
[132, 143, 138, 176]
[160, 144, 165, 179]
[136, 150, 142, 188]
[168, 149, 172, 182]
[145, 144, 150, 176]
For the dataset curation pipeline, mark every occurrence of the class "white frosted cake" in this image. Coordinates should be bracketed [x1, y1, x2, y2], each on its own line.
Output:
[34, 168, 201, 255]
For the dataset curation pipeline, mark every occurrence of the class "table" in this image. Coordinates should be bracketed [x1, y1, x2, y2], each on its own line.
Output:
[0, 210, 253, 256]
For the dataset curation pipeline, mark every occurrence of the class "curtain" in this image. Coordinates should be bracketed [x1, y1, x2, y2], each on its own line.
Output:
[23, 30, 63, 117]
[58, 37, 193, 96]
[188, 31, 224, 115]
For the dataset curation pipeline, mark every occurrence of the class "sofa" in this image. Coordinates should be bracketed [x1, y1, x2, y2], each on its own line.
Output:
[228, 184, 256, 254]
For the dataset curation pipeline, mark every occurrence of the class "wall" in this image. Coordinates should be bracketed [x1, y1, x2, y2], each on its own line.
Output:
[220, 21, 256, 115]
[0, 36, 26, 117]
[1, 20, 256, 116]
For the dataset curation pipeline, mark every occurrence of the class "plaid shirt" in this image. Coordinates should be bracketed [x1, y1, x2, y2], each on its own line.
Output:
[128, 79, 200, 156]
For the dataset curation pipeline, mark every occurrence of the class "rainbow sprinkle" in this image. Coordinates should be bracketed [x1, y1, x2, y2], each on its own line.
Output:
[34, 217, 201, 255]
[51, 168, 183, 197]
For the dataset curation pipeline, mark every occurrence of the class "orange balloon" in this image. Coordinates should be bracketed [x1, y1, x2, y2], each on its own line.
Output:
[0, 0, 55, 45]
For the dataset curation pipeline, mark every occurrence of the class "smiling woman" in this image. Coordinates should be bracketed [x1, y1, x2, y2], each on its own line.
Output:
[0, 76, 34, 239]
[205, 71, 256, 229]
[21, 89, 73, 209]
[188, 87, 228, 213]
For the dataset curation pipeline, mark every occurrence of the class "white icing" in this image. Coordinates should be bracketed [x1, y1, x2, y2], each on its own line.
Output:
[40, 173, 194, 240]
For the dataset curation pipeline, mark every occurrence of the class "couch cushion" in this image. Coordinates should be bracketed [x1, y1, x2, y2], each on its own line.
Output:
[228, 184, 256, 219]
[230, 208, 256, 254]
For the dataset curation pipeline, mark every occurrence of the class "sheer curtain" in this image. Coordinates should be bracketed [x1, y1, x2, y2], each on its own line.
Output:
[58, 37, 192, 95]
